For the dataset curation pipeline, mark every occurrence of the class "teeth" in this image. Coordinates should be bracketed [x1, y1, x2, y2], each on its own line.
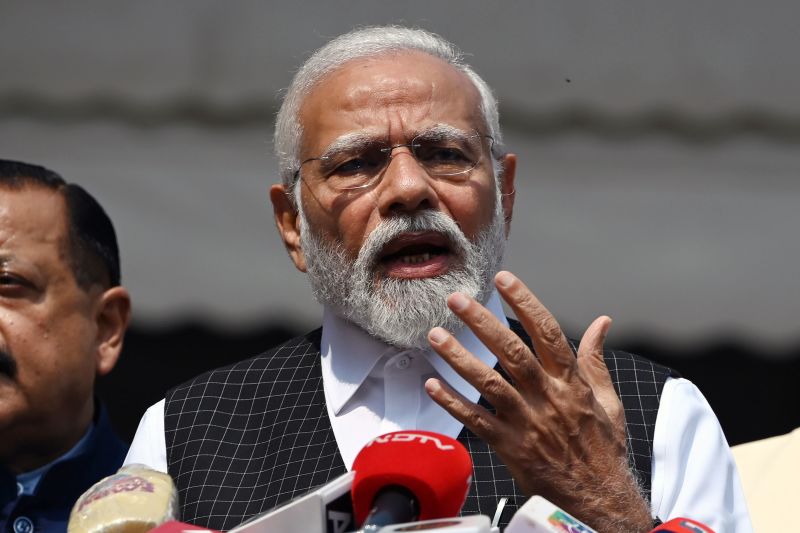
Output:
[400, 252, 432, 264]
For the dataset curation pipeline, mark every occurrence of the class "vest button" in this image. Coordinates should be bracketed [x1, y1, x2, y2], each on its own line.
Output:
[13, 516, 34, 533]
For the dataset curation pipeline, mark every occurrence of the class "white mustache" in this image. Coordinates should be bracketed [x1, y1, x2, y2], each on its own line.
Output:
[355, 211, 469, 273]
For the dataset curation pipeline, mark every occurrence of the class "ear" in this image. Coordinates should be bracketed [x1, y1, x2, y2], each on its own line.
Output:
[270, 184, 307, 272]
[94, 286, 131, 376]
[498, 153, 517, 237]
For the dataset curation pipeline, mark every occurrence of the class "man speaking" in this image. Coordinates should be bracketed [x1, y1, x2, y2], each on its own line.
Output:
[126, 26, 751, 532]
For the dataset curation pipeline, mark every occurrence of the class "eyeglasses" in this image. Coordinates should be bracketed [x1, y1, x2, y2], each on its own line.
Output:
[293, 128, 494, 192]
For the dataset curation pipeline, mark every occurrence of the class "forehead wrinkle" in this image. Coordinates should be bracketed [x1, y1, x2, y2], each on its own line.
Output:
[342, 84, 439, 133]
[0, 191, 73, 275]
[344, 74, 434, 110]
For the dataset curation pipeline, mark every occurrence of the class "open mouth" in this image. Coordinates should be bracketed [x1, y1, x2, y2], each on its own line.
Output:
[377, 232, 453, 278]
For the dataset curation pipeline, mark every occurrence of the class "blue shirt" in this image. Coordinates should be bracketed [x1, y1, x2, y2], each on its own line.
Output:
[1, 404, 128, 533]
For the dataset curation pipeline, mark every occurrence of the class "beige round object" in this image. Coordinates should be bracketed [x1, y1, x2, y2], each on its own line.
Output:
[68, 465, 178, 533]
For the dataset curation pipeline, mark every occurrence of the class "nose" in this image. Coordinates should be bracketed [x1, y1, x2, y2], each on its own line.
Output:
[375, 145, 438, 215]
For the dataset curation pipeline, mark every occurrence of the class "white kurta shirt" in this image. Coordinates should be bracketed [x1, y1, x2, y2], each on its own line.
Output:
[125, 291, 752, 531]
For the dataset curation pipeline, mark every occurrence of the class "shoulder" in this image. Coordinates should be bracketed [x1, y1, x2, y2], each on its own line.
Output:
[165, 328, 322, 403]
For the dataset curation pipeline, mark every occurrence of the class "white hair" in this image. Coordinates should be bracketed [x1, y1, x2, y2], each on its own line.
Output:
[273, 25, 504, 190]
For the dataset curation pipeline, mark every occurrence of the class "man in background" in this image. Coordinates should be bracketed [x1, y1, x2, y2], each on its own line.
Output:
[126, 27, 751, 532]
[0, 160, 131, 533]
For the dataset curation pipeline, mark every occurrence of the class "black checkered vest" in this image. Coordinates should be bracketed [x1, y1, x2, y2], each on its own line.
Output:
[164, 321, 675, 531]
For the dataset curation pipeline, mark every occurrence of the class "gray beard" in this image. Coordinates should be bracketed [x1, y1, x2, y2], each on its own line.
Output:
[299, 200, 507, 349]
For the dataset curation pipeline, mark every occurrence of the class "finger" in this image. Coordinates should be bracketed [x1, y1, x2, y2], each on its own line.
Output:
[428, 326, 525, 413]
[576, 315, 613, 386]
[576, 316, 625, 430]
[424, 377, 501, 445]
[445, 292, 542, 390]
[494, 271, 577, 379]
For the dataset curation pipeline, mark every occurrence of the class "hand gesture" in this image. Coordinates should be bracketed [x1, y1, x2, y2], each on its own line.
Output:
[425, 271, 653, 532]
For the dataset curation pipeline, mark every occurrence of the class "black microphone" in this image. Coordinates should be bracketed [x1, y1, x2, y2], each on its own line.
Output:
[361, 486, 420, 530]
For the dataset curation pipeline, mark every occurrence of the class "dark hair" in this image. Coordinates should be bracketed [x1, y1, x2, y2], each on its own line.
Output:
[0, 159, 121, 289]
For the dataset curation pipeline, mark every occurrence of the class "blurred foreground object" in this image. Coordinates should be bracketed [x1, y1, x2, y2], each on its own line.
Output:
[731, 427, 799, 532]
[67, 465, 177, 533]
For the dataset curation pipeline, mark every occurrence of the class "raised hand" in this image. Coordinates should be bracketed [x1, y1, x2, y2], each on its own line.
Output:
[425, 271, 653, 532]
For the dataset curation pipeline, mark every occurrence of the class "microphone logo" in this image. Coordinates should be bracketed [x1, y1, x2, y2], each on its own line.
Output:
[365, 432, 456, 451]
[77, 474, 156, 511]
[548, 509, 595, 533]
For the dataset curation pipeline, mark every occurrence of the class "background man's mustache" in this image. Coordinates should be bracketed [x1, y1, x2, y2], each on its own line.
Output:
[0, 349, 17, 378]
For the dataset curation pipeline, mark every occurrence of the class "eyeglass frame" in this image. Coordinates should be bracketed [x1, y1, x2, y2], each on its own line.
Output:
[291, 127, 497, 193]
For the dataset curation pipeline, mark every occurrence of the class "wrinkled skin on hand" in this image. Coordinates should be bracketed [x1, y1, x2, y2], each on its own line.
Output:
[425, 271, 653, 532]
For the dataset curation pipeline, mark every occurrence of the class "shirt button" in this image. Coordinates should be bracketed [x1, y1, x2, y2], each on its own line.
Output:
[13, 516, 34, 533]
[16, 482, 24, 496]
[395, 355, 411, 370]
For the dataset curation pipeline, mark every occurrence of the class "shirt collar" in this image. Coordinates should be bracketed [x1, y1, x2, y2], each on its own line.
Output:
[320, 290, 508, 415]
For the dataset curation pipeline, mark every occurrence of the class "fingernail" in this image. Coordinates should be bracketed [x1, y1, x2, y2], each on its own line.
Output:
[602, 316, 613, 338]
[448, 292, 469, 311]
[428, 327, 449, 344]
[496, 271, 514, 288]
[424, 378, 441, 394]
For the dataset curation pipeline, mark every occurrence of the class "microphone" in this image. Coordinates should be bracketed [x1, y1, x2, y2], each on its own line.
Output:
[504, 495, 597, 533]
[649, 518, 716, 533]
[67, 464, 179, 533]
[351, 430, 473, 530]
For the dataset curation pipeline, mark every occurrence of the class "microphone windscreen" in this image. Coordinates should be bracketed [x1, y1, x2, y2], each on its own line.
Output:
[351, 431, 472, 525]
[67, 464, 178, 533]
